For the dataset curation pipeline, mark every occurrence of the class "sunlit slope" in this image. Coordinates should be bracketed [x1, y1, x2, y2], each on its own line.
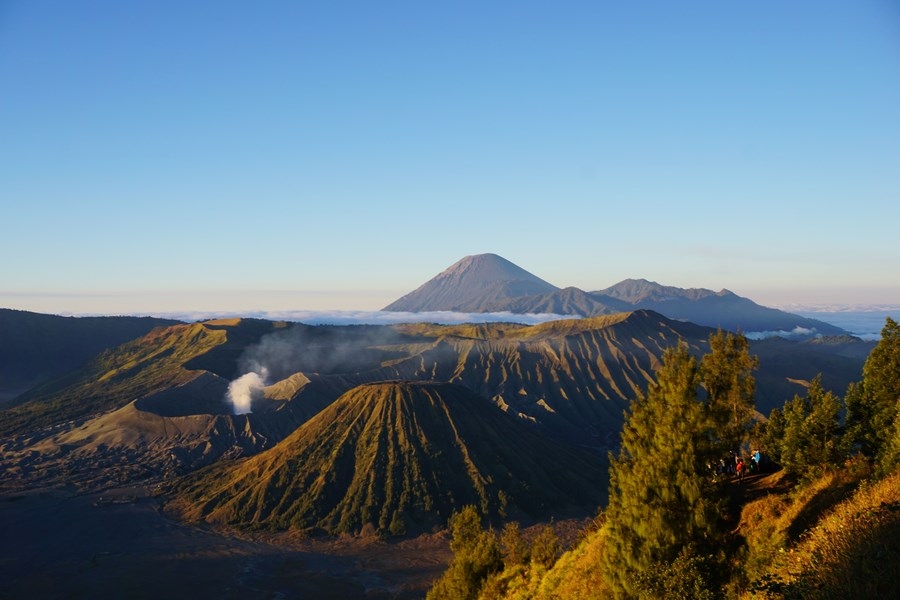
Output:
[471, 467, 900, 599]
[171, 381, 608, 535]
[0, 308, 180, 397]
[0, 319, 280, 437]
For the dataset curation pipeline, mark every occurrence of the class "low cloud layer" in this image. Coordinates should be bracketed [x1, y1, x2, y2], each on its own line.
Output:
[125, 309, 578, 326]
[745, 327, 816, 341]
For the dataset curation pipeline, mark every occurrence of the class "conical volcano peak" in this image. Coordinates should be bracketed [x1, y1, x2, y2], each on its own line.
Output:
[439, 253, 549, 281]
[171, 378, 607, 535]
[339, 380, 464, 411]
[383, 253, 558, 312]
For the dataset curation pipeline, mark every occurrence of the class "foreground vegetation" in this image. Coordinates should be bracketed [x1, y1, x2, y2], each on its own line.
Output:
[428, 319, 900, 599]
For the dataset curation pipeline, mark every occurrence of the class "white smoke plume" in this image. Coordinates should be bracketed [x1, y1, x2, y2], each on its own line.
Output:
[226, 367, 268, 415]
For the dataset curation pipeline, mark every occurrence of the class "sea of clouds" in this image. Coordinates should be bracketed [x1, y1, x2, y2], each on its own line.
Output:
[75, 305, 900, 340]
[786, 306, 900, 341]
[135, 309, 576, 327]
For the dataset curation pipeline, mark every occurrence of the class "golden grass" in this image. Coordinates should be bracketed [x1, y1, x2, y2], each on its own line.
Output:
[528, 527, 612, 600]
[741, 468, 900, 599]
[392, 314, 636, 342]
[201, 317, 243, 327]
[487, 466, 900, 599]
[518, 313, 632, 339]
[475, 522, 612, 600]
[0, 323, 229, 435]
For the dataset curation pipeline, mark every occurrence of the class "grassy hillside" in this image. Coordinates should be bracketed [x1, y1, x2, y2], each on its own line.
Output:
[168, 381, 608, 536]
[735, 467, 900, 598]
[434, 465, 900, 599]
[0, 319, 280, 437]
[0, 308, 180, 399]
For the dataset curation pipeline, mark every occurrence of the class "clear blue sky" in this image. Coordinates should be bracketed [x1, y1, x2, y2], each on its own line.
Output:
[2, 1, 899, 315]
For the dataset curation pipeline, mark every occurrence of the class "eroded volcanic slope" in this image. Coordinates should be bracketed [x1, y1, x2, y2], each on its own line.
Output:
[169, 381, 608, 535]
[368, 311, 713, 445]
[1, 310, 870, 499]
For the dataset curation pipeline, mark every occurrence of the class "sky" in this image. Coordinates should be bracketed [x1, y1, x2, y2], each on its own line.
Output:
[2, 1, 899, 316]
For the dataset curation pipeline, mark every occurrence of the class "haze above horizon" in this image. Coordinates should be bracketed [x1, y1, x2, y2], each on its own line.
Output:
[2, 1, 898, 316]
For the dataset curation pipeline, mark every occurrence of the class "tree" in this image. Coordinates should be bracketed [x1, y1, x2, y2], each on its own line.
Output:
[602, 333, 758, 597]
[779, 375, 843, 477]
[631, 547, 718, 600]
[602, 343, 724, 598]
[759, 406, 786, 465]
[843, 381, 871, 455]
[426, 506, 502, 600]
[530, 524, 561, 569]
[701, 329, 759, 453]
[499, 521, 529, 567]
[887, 399, 900, 473]
[845, 317, 900, 474]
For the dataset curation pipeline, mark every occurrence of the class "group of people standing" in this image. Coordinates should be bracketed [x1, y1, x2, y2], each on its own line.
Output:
[712, 449, 764, 483]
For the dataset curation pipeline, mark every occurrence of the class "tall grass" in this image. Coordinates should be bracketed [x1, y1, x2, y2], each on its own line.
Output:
[742, 469, 900, 599]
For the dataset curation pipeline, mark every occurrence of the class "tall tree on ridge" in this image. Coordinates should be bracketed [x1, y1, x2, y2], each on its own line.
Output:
[603, 333, 758, 598]
[779, 375, 843, 477]
[701, 329, 758, 454]
[845, 317, 900, 473]
[603, 343, 717, 597]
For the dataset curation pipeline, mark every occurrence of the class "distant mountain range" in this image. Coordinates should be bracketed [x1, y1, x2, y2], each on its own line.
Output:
[383, 253, 846, 336]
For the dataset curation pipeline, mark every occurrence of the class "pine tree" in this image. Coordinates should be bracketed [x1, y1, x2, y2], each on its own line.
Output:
[602, 343, 723, 598]
[845, 317, 900, 474]
[602, 333, 758, 597]
[779, 375, 842, 477]
[499, 521, 529, 567]
[426, 505, 502, 600]
[701, 330, 758, 453]
[887, 399, 900, 473]
[760, 406, 786, 465]
[843, 381, 871, 455]
[530, 524, 561, 569]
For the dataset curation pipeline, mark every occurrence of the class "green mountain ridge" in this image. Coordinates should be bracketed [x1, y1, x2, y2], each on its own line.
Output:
[0, 319, 282, 437]
[0, 308, 180, 402]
